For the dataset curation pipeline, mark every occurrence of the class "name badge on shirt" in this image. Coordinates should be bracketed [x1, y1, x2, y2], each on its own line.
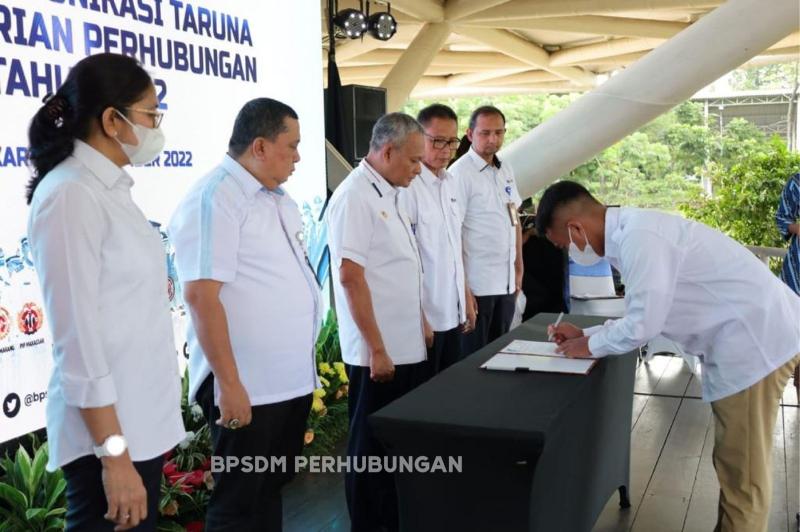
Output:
[507, 202, 518, 227]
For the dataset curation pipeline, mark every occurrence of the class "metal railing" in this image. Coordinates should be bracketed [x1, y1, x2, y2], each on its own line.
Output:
[746, 245, 788, 267]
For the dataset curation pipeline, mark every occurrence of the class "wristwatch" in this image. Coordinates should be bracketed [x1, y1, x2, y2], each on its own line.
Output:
[93, 434, 127, 458]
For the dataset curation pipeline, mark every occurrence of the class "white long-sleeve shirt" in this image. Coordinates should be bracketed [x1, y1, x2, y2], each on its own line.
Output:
[28, 141, 185, 471]
[585, 207, 800, 402]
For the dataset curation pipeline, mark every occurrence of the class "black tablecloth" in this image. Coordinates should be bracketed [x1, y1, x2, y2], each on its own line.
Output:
[370, 313, 638, 532]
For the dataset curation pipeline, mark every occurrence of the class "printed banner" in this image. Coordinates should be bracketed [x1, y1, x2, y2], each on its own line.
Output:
[0, 0, 327, 443]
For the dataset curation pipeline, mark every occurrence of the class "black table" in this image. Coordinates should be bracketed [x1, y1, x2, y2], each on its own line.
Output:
[370, 313, 637, 532]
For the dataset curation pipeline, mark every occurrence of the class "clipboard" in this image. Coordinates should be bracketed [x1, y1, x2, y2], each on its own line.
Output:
[481, 353, 596, 375]
[571, 294, 624, 301]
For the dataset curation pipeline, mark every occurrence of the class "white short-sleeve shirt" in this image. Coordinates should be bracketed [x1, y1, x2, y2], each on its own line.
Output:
[449, 147, 522, 296]
[169, 156, 321, 406]
[326, 160, 426, 367]
[585, 207, 800, 402]
[28, 141, 185, 471]
[399, 165, 466, 332]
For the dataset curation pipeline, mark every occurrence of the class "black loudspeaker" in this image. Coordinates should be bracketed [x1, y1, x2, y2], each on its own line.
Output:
[333, 85, 387, 166]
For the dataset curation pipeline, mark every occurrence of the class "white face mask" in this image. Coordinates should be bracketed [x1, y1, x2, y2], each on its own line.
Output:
[568, 225, 602, 267]
[115, 110, 165, 165]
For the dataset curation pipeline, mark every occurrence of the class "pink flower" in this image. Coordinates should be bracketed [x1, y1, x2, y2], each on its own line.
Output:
[162, 461, 178, 478]
[183, 469, 205, 487]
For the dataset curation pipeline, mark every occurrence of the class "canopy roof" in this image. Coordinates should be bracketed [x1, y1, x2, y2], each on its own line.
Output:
[322, 0, 799, 106]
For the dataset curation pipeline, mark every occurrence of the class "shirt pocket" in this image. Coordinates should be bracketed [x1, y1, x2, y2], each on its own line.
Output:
[447, 199, 462, 222]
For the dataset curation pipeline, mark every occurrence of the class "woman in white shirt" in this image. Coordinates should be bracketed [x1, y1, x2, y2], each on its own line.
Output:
[26, 53, 185, 531]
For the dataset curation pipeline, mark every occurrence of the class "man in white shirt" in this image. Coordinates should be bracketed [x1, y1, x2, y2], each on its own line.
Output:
[449, 106, 523, 356]
[400, 104, 474, 376]
[326, 112, 433, 532]
[169, 98, 321, 531]
[540, 181, 800, 532]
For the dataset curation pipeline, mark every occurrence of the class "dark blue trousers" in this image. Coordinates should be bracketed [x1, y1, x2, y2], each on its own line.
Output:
[344, 362, 425, 532]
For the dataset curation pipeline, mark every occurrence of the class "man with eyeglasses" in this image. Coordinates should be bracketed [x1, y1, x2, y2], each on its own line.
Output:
[450, 105, 523, 356]
[399, 104, 474, 376]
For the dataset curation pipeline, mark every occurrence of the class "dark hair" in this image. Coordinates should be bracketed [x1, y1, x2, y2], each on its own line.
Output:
[26, 53, 153, 204]
[416, 104, 457, 127]
[468, 105, 505, 130]
[535, 181, 598, 234]
[228, 98, 298, 157]
[448, 134, 472, 167]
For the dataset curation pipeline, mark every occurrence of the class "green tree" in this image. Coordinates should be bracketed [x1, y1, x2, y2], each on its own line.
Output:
[662, 123, 712, 176]
[680, 137, 800, 248]
[729, 62, 799, 91]
[716, 117, 769, 169]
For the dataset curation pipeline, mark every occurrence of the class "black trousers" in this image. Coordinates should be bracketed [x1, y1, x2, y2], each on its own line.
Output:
[345, 362, 425, 532]
[197, 374, 312, 532]
[462, 293, 517, 357]
[62, 453, 163, 532]
[424, 326, 464, 379]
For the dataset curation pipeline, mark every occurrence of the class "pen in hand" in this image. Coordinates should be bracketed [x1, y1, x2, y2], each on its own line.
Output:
[547, 312, 564, 342]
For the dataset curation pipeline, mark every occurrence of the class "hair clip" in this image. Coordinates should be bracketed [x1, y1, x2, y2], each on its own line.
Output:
[43, 94, 68, 127]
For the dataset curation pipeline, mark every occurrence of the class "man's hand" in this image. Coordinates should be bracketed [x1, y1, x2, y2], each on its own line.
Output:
[462, 292, 478, 334]
[547, 322, 583, 345]
[423, 318, 434, 349]
[555, 336, 593, 358]
[102, 454, 147, 530]
[216, 379, 252, 429]
[515, 271, 524, 295]
[370, 348, 395, 383]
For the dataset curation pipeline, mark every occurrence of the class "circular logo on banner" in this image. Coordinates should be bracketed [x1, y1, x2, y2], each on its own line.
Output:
[3, 393, 20, 418]
[17, 303, 44, 336]
[167, 277, 176, 302]
[0, 307, 11, 341]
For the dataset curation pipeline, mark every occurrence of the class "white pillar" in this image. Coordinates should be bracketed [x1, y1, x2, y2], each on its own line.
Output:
[380, 22, 452, 111]
[499, 0, 800, 198]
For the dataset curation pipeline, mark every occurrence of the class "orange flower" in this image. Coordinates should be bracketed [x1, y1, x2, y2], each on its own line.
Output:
[203, 470, 215, 490]
[304, 429, 315, 445]
[162, 500, 179, 516]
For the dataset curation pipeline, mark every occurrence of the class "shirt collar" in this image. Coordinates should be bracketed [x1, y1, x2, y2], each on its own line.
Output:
[72, 140, 130, 189]
[360, 159, 397, 197]
[221, 154, 273, 198]
[419, 164, 447, 186]
[603, 207, 623, 261]
[467, 146, 501, 172]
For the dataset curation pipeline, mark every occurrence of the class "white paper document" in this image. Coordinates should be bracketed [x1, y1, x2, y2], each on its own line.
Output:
[499, 340, 564, 357]
[481, 353, 595, 375]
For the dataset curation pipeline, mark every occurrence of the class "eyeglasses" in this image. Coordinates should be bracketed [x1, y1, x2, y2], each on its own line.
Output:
[126, 107, 164, 128]
[424, 134, 460, 150]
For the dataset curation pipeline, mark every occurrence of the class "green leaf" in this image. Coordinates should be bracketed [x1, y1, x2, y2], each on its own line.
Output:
[45, 478, 66, 511]
[13, 446, 33, 499]
[25, 507, 48, 521]
[29, 445, 48, 504]
[0, 482, 28, 511]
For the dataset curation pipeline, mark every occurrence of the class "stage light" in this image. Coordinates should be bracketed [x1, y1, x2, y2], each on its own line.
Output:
[334, 8, 368, 39]
[367, 10, 397, 41]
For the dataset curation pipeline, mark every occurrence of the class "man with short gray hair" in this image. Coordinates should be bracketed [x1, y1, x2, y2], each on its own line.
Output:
[326, 112, 433, 532]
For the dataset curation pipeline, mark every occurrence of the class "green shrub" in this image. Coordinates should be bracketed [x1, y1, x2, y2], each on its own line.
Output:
[0, 439, 66, 532]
